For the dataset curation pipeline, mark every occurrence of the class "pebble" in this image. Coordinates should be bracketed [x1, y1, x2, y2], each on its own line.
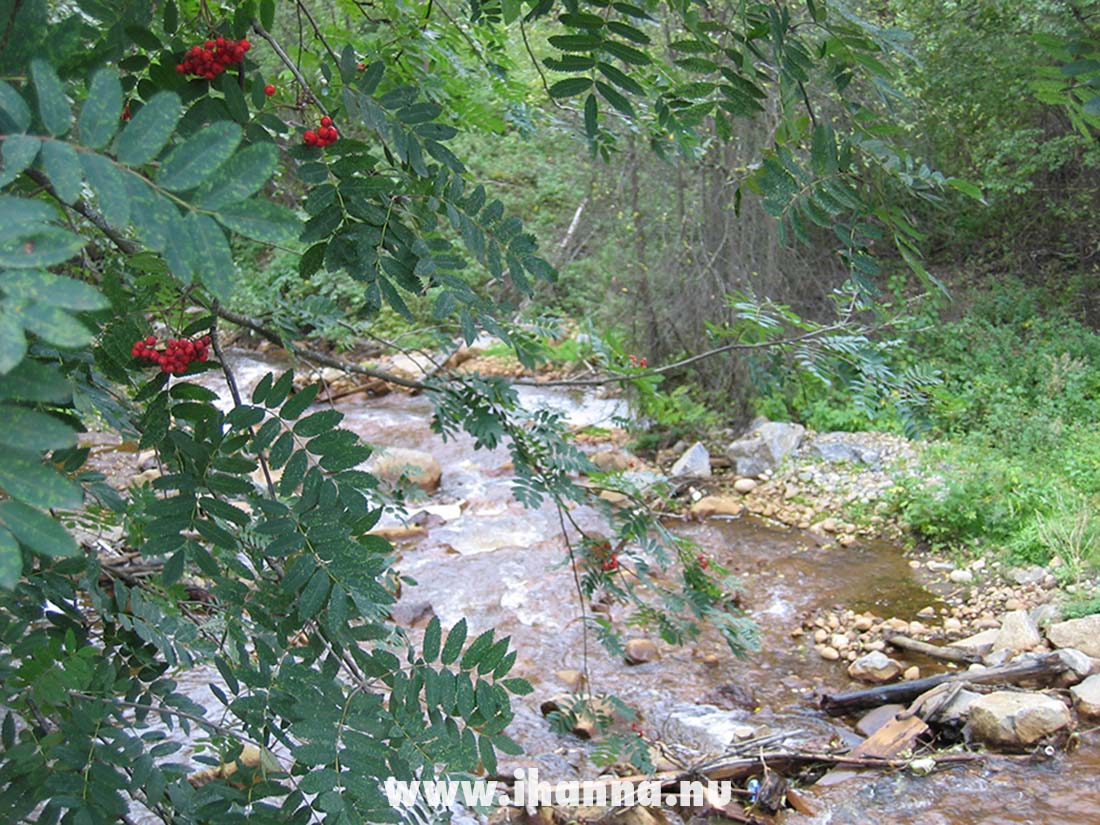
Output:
[733, 478, 758, 494]
[903, 665, 921, 680]
[819, 646, 840, 661]
[949, 569, 975, 584]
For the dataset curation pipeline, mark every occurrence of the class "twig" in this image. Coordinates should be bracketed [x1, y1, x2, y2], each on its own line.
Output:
[294, 0, 340, 64]
[251, 22, 329, 115]
[512, 322, 848, 387]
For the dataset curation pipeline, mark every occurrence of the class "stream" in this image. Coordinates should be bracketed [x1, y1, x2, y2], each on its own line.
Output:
[91, 350, 1100, 824]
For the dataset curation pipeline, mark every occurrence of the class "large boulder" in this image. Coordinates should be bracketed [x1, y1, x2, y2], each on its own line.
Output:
[847, 651, 903, 684]
[992, 610, 1042, 653]
[724, 421, 805, 477]
[669, 442, 711, 478]
[367, 447, 442, 492]
[965, 691, 1072, 750]
[1071, 674, 1100, 719]
[1046, 615, 1100, 658]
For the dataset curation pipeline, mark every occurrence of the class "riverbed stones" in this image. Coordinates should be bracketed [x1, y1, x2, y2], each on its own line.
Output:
[848, 651, 903, 683]
[689, 495, 744, 518]
[1052, 648, 1095, 687]
[367, 447, 442, 492]
[724, 420, 805, 477]
[966, 691, 1072, 750]
[733, 477, 758, 494]
[993, 609, 1042, 653]
[624, 638, 659, 665]
[819, 646, 840, 661]
[1071, 674, 1100, 718]
[1046, 615, 1100, 658]
[949, 568, 974, 584]
[669, 442, 711, 478]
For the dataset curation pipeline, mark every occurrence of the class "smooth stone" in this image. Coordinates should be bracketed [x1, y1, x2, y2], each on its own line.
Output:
[733, 477, 758, 494]
[367, 447, 442, 492]
[624, 638, 659, 665]
[966, 691, 1072, 750]
[690, 495, 744, 518]
[847, 650, 903, 684]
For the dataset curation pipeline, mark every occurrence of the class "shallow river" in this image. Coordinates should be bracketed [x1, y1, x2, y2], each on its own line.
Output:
[99, 350, 1100, 824]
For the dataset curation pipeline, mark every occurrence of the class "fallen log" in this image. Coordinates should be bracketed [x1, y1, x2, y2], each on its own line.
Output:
[886, 634, 982, 664]
[820, 652, 1067, 716]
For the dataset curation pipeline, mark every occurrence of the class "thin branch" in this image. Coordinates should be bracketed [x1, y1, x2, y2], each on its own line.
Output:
[294, 0, 340, 64]
[251, 22, 330, 115]
[512, 322, 848, 387]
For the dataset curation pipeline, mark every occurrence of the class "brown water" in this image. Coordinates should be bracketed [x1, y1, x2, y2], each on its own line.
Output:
[98, 350, 1100, 824]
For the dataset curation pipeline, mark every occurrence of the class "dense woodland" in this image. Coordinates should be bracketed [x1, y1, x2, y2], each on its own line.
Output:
[1, 0, 1100, 822]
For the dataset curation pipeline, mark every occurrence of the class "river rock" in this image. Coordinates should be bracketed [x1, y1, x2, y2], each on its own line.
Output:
[965, 691, 1072, 750]
[367, 447, 442, 492]
[1009, 565, 1047, 586]
[663, 703, 755, 753]
[1071, 674, 1100, 718]
[848, 651, 903, 684]
[733, 477, 758, 494]
[724, 421, 805, 477]
[590, 449, 637, 473]
[993, 609, 1042, 653]
[624, 639, 659, 665]
[1052, 648, 1096, 687]
[933, 687, 981, 726]
[1031, 603, 1063, 628]
[670, 442, 711, 478]
[690, 495, 744, 518]
[950, 628, 1000, 655]
[1046, 616, 1100, 658]
[819, 646, 840, 661]
[949, 568, 974, 584]
[810, 433, 882, 467]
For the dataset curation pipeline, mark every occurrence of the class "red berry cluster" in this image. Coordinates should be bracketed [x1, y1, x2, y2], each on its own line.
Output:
[131, 335, 211, 374]
[176, 37, 251, 80]
[304, 116, 339, 147]
[628, 354, 648, 368]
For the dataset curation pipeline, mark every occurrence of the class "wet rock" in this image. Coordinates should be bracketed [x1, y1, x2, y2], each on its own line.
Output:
[663, 703, 755, 753]
[724, 421, 805, 477]
[993, 609, 1042, 653]
[848, 651, 903, 684]
[856, 704, 904, 737]
[669, 442, 711, 478]
[367, 447, 442, 492]
[624, 639, 659, 665]
[810, 434, 882, 467]
[701, 682, 757, 709]
[966, 691, 1072, 750]
[903, 666, 921, 681]
[690, 495, 744, 518]
[733, 477, 758, 494]
[1047, 616, 1100, 658]
[1071, 674, 1100, 719]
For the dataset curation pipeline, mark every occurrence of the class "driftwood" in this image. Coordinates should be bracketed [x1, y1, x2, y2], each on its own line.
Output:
[849, 714, 929, 759]
[886, 634, 982, 664]
[820, 652, 1068, 716]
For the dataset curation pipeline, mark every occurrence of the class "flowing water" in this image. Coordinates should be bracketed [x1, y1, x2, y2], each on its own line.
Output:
[92, 350, 1100, 824]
